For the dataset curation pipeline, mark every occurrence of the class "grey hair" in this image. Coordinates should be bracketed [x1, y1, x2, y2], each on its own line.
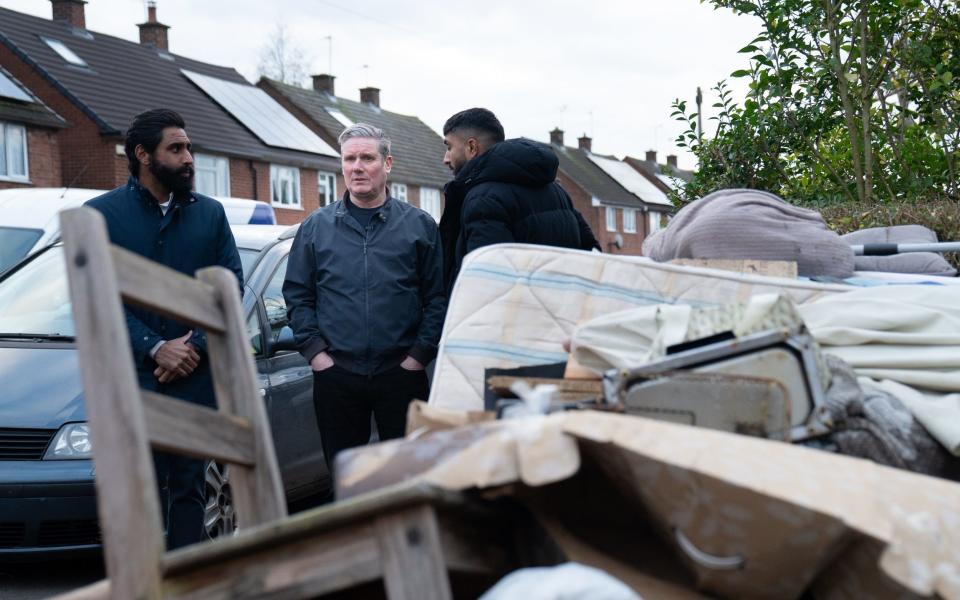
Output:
[338, 123, 391, 159]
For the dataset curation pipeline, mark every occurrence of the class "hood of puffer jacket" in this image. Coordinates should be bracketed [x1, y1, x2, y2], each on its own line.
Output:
[454, 138, 559, 190]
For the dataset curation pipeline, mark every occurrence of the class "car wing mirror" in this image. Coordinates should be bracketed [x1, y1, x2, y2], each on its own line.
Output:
[269, 325, 297, 355]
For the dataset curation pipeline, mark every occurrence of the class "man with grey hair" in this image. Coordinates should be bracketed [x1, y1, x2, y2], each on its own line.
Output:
[283, 123, 446, 471]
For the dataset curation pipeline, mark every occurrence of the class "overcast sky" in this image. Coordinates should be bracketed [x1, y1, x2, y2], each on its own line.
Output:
[2, 0, 760, 170]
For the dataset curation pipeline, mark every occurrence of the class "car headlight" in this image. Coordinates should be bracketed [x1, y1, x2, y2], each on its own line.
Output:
[44, 422, 92, 459]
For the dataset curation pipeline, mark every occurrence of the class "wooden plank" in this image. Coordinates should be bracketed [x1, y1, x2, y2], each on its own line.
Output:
[376, 505, 453, 600]
[164, 524, 382, 600]
[50, 579, 110, 600]
[668, 258, 798, 279]
[488, 376, 603, 397]
[142, 391, 256, 466]
[60, 208, 165, 600]
[198, 267, 286, 529]
[164, 482, 470, 577]
[112, 246, 226, 333]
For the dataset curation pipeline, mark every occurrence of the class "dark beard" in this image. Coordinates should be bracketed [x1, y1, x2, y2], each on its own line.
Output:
[149, 159, 194, 195]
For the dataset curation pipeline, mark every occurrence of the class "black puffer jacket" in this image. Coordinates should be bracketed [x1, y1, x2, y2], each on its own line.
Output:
[440, 139, 600, 293]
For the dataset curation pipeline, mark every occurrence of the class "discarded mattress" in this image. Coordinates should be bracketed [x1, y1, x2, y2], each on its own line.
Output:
[641, 188, 856, 278]
[430, 244, 850, 412]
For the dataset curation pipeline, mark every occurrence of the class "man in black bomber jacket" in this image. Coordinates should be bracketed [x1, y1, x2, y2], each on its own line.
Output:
[439, 108, 600, 295]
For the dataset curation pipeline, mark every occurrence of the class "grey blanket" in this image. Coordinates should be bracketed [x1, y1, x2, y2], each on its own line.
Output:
[841, 224, 957, 276]
[642, 189, 855, 278]
[819, 354, 959, 480]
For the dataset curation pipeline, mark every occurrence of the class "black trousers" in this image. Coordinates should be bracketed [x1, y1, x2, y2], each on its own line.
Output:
[153, 452, 206, 550]
[312, 364, 429, 474]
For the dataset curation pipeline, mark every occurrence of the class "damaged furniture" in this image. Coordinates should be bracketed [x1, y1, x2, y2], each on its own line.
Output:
[56, 207, 525, 600]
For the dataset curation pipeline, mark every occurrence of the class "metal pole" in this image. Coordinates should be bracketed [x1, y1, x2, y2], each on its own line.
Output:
[852, 242, 960, 256]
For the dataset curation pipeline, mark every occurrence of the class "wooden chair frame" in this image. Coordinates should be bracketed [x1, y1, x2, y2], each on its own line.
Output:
[59, 207, 523, 599]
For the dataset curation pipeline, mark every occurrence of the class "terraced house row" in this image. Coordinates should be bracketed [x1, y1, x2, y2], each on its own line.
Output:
[0, 0, 690, 250]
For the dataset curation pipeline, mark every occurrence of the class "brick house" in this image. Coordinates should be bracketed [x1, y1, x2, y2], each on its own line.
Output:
[0, 66, 65, 190]
[0, 1, 341, 225]
[259, 76, 450, 221]
[548, 129, 668, 255]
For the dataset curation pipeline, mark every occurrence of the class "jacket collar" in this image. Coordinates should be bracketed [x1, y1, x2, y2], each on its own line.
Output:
[127, 175, 197, 208]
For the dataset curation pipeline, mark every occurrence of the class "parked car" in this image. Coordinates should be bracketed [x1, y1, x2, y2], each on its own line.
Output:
[0, 188, 277, 274]
[0, 223, 325, 557]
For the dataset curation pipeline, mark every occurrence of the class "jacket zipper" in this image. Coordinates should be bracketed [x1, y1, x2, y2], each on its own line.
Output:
[363, 227, 371, 378]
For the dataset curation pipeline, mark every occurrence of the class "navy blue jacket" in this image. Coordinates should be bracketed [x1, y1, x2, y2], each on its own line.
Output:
[440, 139, 600, 294]
[283, 193, 446, 376]
[86, 177, 243, 403]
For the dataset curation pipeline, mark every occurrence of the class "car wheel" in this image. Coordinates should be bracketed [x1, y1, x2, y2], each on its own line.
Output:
[204, 461, 236, 540]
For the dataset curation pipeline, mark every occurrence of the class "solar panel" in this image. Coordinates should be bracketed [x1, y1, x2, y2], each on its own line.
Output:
[0, 71, 33, 103]
[181, 70, 338, 157]
[587, 153, 672, 206]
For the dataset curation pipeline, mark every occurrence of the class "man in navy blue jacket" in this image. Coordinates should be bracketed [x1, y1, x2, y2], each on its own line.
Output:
[87, 109, 242, 549]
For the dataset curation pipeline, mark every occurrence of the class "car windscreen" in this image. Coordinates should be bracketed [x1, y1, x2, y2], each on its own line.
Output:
[239, 248, 260, 279]
[0, 226, 43, 274]
[0, 246, 74, 337]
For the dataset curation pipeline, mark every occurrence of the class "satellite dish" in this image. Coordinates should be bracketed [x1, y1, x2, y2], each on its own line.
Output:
[614, 233, 624, 249]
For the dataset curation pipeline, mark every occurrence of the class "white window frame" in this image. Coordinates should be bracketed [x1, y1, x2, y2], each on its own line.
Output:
[649, 211, 665, 234]
[623, 208, 637, 234]
[318, 171, 337, 206]
[270, 164, 302, 209]
[605, 206, 617, 232]
[391, 182, 408, 203]
[193, 153, 230, 197]
[420, 187, 442, 221]
[0, 122, 29, 182]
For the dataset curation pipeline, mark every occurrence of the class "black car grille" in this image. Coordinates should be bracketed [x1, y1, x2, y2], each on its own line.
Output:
[0, 520, 101, 549]
[0, 427, 56, 460]
[0, 522, 26, 547]
[37, 520, 101, 547]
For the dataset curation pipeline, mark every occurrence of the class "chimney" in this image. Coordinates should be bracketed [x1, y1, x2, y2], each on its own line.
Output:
[578, 134, 592, 152]
[666, 154, 678, 168]
[51, 0, 86, 29]
[312, 74, 335, 96]
[359, 87, 380, 107]
[549, 127, 564, 146]
[138, 1, 170, 52]
[645, 150, 657, 163]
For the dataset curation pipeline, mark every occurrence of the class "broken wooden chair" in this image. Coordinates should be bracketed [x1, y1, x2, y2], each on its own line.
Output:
[56, 207, 526, 600]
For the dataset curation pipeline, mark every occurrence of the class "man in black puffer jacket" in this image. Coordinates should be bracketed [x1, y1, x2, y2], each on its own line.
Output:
[440, 108, 600, 294]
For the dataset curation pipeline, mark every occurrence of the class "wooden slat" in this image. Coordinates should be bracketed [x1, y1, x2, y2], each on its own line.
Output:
[377, 505, 453, 600]
[199, 267, 287, 528]
[60, 208, 165, 600]
[488, 376, 603, 396]
[112, 246, 226, 334]
[142, 391, 256, 466]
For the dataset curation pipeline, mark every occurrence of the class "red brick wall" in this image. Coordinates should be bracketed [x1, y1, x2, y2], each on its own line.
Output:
[0, 126, 61, 189]
[555, 172, 645, 255]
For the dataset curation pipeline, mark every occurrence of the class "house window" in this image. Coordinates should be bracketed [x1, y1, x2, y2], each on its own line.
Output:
[420, 187, 441, 221]
[318, 171, 337, 206]
[270, 165, 301, 208]
[391, 183, 407, 202]
[42, 37, 87, 67]
[623, 208, 637, 233]
[605, 207, 617, 232]
[0, 122, 28, 181]
[194, 154, 230, 196]
[649, 211, 666, 234]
